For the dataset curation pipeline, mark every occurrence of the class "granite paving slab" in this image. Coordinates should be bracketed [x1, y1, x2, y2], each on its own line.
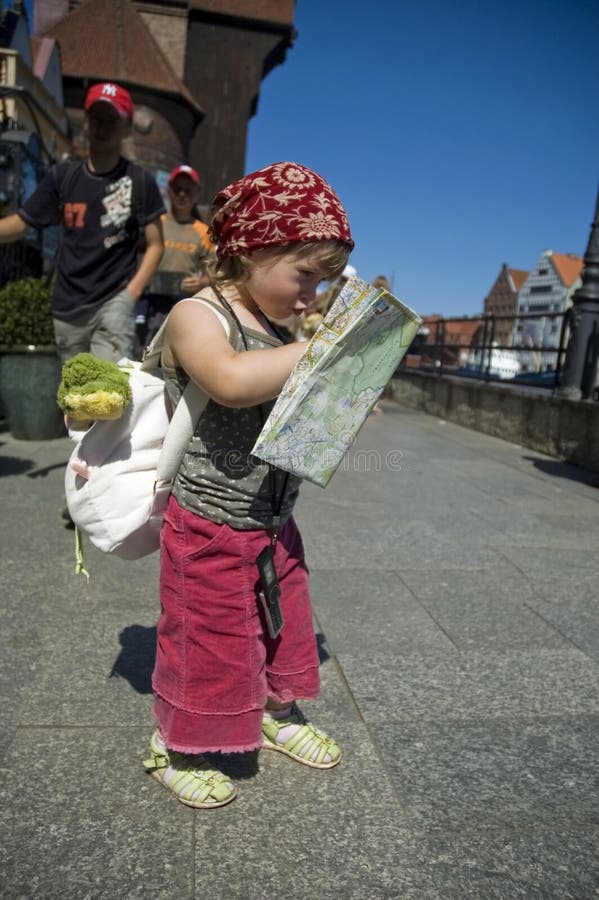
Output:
[499, 544, 599, 574]
[367, 713, 599, 831]
[397, 568, 572, 652]
[519, 570, 599, 662]
[0, 618, 49, 753]
[470, 510, 598, 551]
[338, 648, 599, 721]
[17, 619, 155, 726]
[310, 568, 457, 655]
[383, 826, 599, 900]
[298, 500, 511, 572]
[0, 727, 194, 900]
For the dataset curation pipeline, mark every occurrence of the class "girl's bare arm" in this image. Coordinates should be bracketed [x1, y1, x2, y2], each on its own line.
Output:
[165, 300, 306, 408]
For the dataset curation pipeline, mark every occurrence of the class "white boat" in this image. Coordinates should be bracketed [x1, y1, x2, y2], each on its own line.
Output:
[466, 346, 522, 380]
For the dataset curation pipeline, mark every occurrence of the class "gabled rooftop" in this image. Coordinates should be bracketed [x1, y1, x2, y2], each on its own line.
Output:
[508, 268, 529, 291]
[550, 252, 584, 288]
[43, 0, 202, 115]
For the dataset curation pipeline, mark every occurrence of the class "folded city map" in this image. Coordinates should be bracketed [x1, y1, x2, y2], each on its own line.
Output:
[252, 274, 423, 487]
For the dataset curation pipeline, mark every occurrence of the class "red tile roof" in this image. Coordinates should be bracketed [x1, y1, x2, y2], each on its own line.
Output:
[444, 319, 483, 342]
[508, 268, 528, 291]
[43, 0, 202, 113]
[420, 315, 482, 345]
[550, 252, 584, 287]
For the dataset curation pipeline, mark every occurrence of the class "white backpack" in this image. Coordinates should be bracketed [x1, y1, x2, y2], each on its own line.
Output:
[65, 299, 230, 563]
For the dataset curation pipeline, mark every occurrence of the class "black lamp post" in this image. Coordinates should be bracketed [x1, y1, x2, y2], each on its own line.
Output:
[556, 188, 599, 400]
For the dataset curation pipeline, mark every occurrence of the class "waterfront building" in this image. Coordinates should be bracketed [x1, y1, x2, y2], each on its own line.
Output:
[513, 250, 583, 372]
[483, 263, 529, 347]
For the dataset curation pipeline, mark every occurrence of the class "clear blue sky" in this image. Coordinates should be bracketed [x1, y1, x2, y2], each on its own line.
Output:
[245, 0, 599, 319]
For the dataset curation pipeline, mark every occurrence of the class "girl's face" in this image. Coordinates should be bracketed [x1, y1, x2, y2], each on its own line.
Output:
[243, 248, 327, 320]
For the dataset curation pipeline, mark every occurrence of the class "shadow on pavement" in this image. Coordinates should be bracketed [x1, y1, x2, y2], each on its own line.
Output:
[0, 455, 35, 477]
[316, 632, 330, 663]
[523, 454, 599, 488]
[110, 624, 156, 694]
[26, 461, 69, 478]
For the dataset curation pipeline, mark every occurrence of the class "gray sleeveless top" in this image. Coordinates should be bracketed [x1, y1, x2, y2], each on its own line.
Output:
[163, 299, 301, 530]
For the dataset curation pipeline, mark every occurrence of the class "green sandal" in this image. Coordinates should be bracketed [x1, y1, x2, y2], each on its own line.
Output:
[143, 731, 237, 809]
[261, 706, 341, 769]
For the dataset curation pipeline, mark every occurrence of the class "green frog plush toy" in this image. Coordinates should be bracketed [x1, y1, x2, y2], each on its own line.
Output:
[57, 353, 132, 428]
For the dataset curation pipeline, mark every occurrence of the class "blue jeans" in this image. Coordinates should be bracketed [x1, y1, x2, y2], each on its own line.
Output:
[53, 287, 136, 364]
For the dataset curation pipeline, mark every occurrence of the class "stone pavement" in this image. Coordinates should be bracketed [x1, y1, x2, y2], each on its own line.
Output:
[1, 400, 598, 900]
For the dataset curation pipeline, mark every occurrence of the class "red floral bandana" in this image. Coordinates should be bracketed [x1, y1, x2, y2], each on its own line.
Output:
[209, 161, 354, 258]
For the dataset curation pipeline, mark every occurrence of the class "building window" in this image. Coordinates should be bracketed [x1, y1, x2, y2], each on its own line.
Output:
[530, 284, 552, 294]
[538, 268, 548, 275]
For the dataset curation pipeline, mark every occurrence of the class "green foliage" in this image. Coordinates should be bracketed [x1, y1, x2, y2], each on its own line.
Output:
[0, 277, 55, 347]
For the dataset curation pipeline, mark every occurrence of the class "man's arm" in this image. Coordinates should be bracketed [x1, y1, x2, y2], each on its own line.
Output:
[126, 218, 164, 302]
[0, 213, 28, 244]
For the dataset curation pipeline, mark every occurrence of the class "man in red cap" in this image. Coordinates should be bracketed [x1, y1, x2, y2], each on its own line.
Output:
[0, 81, 165, 364]
[134, 163, 215, 353]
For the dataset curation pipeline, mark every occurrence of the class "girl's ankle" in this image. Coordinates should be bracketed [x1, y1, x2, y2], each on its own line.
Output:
[264, 703, 294, 720]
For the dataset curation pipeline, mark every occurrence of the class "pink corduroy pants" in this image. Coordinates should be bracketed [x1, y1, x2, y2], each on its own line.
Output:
[151, 496, 320, 753]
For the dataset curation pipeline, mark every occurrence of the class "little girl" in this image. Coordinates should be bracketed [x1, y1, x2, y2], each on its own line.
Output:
[143, 161, 353, 808]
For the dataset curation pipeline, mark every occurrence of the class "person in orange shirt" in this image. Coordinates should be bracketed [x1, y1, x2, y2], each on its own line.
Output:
[134, 165, 216, 355]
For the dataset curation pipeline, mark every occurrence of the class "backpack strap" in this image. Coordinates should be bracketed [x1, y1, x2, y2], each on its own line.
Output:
[146, 297, 232, 492]
[140, 296, 231, 370]
[153, 380, 208, 490]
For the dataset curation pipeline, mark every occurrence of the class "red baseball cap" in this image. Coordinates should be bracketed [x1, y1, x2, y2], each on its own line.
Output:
[168, 165, 201, 186]
[84, 82, 134, 119]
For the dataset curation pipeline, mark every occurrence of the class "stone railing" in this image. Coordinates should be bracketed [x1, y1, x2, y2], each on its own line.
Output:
[387, 369, 599, 473]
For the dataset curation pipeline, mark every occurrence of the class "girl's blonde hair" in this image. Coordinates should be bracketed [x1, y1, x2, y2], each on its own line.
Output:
[210, 240, 351, 289]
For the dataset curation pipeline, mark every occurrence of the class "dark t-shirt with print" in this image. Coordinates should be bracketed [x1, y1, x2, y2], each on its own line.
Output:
[19, 158, 165, 320]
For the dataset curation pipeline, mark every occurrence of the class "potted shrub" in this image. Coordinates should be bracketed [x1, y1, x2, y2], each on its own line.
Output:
[0, 276, 65, 439]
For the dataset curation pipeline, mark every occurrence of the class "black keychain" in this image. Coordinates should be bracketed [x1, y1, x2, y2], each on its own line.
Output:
[211, 285, 289, 639]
